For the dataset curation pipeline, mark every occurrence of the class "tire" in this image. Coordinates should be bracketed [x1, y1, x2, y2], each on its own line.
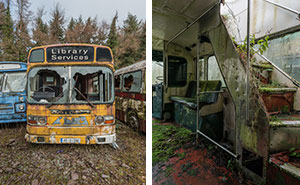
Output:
[128, 112, 139, 132]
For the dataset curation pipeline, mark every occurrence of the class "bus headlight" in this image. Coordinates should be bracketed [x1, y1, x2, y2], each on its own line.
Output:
[37, 117, 47, 125]
[19, 96, 24, 102]
[95, 116, 104, 125]
[19, 104, 24, 110]
[15, 103, 25, 112]
[28, 116, 47, 125]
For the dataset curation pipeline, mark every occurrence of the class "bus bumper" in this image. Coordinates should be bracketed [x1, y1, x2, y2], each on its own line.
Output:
[25, 133, 116, 144]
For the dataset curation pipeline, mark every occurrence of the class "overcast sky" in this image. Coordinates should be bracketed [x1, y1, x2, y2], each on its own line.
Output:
[11, 0, 146, 26]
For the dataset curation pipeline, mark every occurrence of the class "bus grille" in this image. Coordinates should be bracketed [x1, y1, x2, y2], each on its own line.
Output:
[0, 104, 13, 113]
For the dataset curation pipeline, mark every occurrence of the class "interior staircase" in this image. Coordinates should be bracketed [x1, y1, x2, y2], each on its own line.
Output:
[252, 56, 300, 153]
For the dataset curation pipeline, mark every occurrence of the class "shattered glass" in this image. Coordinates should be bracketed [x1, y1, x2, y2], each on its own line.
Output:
[71, 66, 113, 103]
[2, 72, 26, 92]
[27, 66, 114, 104]
[122, 70, 142, 93]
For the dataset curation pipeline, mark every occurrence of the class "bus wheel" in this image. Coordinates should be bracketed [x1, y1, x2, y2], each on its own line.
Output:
[128, 112, 139, 132]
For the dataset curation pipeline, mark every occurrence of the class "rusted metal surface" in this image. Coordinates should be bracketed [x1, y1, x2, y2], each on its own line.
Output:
[115, 60, 146, 76]
[26, 104, 116, 144]
[115, 60, 146, 133]
[261, 91, 295, 114]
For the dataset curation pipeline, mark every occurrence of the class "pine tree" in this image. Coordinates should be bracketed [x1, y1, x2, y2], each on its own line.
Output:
[106, 12, 118, 58]
[49, 3, 65, 44]
[32, 7, 49, 46]
[116, 13, 144, 68]
[97, 20, 109, 45]
[15, 0, 32, 62]
[0, 0, 15, 61]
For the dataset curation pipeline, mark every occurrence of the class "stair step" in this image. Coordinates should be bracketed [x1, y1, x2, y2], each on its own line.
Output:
[252, 63, 274, 70]
[270, 115, 300, 152]
[270, 120, 300, 127]
[259, 87, 297, 93]
[269, 151, 300, 182]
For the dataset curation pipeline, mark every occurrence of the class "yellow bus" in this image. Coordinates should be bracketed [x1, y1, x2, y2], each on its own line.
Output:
[25, 44, 116, 146]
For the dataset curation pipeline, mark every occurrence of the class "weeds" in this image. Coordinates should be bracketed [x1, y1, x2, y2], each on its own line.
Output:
[152, 125, 192, 165]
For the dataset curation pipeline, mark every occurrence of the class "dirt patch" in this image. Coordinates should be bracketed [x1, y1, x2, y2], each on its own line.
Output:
[0, 121, 145, 184]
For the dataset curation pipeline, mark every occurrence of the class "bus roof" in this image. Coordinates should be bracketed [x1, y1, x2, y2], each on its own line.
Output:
[0, 61, 27, 71]
[29, 43, 111, 50]
[115, 60, 146, 75]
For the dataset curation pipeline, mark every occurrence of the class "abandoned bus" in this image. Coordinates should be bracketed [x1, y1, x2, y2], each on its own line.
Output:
[0, 61, 27, 124]
[153, 0, 300, 184]
[115, 60, 146, 133]
[25, 44, 116, 145]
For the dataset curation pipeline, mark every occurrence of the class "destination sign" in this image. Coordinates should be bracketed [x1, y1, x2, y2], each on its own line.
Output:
[46, 46, 94, 62]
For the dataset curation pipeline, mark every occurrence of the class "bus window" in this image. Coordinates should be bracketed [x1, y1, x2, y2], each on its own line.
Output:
[96, 47, 113, 62]
[168, 56, 187, 87]
[28, 68, 67, 103]
[3, 72, 26, 92]
[208, 56, 226, 87]
[122, 70, 142, 93]
[29, 49, 44, 62]
[71, 66, 114, 103]
[115, 75, 121, 91]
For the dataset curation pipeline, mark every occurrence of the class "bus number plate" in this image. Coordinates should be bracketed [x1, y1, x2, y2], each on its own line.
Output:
[60, 138, 81, 144]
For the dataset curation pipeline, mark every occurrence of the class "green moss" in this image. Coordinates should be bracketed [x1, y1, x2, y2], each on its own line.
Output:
[165, 165, 174, 177]
[270, 115, 282, 122]
[152, 119, 164, 124]
[240, 124, 258, 153]
[187, 168, 199, 176]
[177, 152, 186, 160]
[152, 125, 193, 165]
[258, 87, 295, 93]
[251, 63, 273, 69]
[281, 105, 290, 114]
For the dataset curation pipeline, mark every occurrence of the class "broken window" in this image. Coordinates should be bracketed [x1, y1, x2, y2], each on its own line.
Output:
[2, 72, 26, 92]
[122, 70, 142, 93]
[115, 75, 121, 91]
[27, 66, 114, 104]
[71, 66, 114, 103]
[27, 67, 68, 103]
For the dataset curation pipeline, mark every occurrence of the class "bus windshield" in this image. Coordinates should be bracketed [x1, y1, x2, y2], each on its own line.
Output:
[0, 72, 27, 93]
[27, 66, 114, 104]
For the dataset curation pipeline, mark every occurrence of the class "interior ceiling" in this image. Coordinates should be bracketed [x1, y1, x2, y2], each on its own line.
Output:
[152, 0, 218, 52]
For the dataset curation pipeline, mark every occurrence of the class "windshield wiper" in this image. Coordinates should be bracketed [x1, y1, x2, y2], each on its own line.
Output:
[73, 87, 96, 109]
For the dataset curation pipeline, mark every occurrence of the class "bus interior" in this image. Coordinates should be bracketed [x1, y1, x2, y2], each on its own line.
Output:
[153, 0, 300, 183]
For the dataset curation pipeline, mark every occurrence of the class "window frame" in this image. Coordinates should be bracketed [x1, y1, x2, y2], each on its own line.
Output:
[121, 69, 143, 93]
[167, 56, 187, 87]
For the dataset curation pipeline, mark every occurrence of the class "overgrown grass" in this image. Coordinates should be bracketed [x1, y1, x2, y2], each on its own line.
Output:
[152, 125, 193, 165]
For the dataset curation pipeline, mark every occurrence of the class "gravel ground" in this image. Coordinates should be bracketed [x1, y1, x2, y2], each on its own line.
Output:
[0, 121, 145, 185]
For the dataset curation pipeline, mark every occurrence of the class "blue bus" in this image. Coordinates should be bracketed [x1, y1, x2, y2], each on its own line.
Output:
[0, 61, 27, 123]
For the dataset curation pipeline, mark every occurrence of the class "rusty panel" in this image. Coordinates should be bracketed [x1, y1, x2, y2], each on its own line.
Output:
[261, 92, 294, 114]
[27, 104, 115, 135]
